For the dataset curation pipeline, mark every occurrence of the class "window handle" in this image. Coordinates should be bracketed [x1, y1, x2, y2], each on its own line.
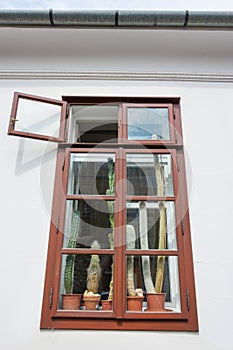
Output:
[11, 118, 19, 124]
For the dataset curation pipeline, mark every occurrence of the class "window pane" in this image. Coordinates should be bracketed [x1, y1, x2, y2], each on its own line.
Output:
[14, 98, 62, 137]
[69, 105, 118, 143]
[127, 153, 174, 196]
[63, 200, 114, 250]
[126, 255, 180, 312]
[127, 107, 170, 140]
[68, 153, 115, 195]
[59, 254, 114, 311]
[126, 201, 177, 250]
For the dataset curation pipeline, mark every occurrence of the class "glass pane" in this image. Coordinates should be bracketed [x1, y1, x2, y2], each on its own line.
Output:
[127, 153, 174, 196]
[126, 201, 177, 250]
[59, 254, 114, 311]
[127, 107, 170, 140]
[68, 153, 115, 195]
[126, 255, 180, 312]
[14, 97, 62, 137]
[63, 200, 114, 250]
[69, 105, 118, 143]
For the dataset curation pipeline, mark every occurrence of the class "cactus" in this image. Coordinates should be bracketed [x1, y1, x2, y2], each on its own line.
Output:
[139, 156, 167, 295]
[106, 157, 115, 232]
[106, 157, 114, 196]
[154, 155, 167, 293]
[106, 157, 115, 300]
[64, 210, 80, 294]
[139, 201, 155, 293]
[87, 240, 101, 294]
[126, 225, 137, 296]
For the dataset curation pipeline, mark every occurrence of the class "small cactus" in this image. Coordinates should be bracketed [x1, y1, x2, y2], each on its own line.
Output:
[87, 240, 101, 294]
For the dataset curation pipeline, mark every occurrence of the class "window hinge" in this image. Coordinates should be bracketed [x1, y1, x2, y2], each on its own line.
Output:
[56, 216, 60, 233]
[173, 106, 176, 119]
[62, 156, 66, 171]
[63, 106, 70, 142]
[66, 105, 70, 118]
[64, 126, 68, 143]
[49, 287, 54, 308]
[176, 155, 180, 172]
[174, 130, 178, 143]
[186, 288, 190, 311]
[181, 218, 185, 235]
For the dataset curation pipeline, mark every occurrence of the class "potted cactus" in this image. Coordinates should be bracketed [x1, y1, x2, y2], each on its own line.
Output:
[139, 155, 167, 311]
[101, 157, 114, 310]
[83, 240, 101, 310]
[127, 224, 144, 311]
[62, 209, 82, 310]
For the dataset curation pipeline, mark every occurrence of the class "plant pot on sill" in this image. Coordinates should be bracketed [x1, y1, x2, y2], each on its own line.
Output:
[83, 295, 100, 310]
[62, 294, 82, 310]
[127, 295, 144, 311]
[146, 293, 166, 312]
[101, 299, 112, 310]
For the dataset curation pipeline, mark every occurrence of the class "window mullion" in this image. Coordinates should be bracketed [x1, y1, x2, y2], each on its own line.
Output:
[113, 148, 126, 318]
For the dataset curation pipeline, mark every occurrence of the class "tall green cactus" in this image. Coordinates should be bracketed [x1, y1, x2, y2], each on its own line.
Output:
[64, 210, 80, 294]
[106, 157, 115, 227]
[106, 157, 114, 300]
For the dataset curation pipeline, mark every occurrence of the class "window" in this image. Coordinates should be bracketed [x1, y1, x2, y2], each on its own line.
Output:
[8, 93, 198, 331]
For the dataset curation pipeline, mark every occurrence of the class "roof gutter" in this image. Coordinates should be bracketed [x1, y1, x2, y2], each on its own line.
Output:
[0, 9, 233, 29]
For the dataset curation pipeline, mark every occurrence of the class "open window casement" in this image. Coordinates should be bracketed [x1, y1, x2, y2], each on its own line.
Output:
[8, 92, 68, 142]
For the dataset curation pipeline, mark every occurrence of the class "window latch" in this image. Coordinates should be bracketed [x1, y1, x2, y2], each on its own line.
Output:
[11, 118, 19, 124]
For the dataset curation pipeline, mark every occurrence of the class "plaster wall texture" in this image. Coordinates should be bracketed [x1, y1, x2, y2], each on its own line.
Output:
[0, 27, 232, 350]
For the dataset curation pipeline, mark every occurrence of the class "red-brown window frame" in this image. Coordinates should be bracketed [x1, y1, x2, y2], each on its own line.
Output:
[7, 93, 198, 331]
[8, 92, 67, 142]
[121, 103, 176, 145]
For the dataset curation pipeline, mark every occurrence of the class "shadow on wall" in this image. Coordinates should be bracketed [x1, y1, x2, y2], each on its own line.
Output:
[15, 138, 57, 176]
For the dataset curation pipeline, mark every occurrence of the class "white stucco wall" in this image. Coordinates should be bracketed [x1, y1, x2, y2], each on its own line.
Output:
[0, 27, 233, 350]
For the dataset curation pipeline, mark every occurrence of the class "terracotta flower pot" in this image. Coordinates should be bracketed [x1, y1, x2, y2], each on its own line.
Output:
[146, 293, 166, 311]
[101, 300, 112, 310]
[83, 295, 100, 310]
[127, 295, 144, 311]
[62, 294, 82, 310]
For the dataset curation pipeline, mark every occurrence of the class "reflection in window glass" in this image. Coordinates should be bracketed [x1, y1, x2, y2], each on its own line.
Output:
[127, 153, 174, 196]
[126, 256, 180, 312]
[127, 108, 170, 140]
[16, 98, 62, 137]
[68, 153, 115, 195]
[126, 201, 177, 250]
[63, 200, 114, 249]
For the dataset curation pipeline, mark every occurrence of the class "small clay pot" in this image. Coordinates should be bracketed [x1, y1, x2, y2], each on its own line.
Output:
[146, 293, 166, 311]
[127, 295, 144, 311]
[62, 294, 82, 310]
[101, 300, 112, 310]
[83, 295, 100, 310]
